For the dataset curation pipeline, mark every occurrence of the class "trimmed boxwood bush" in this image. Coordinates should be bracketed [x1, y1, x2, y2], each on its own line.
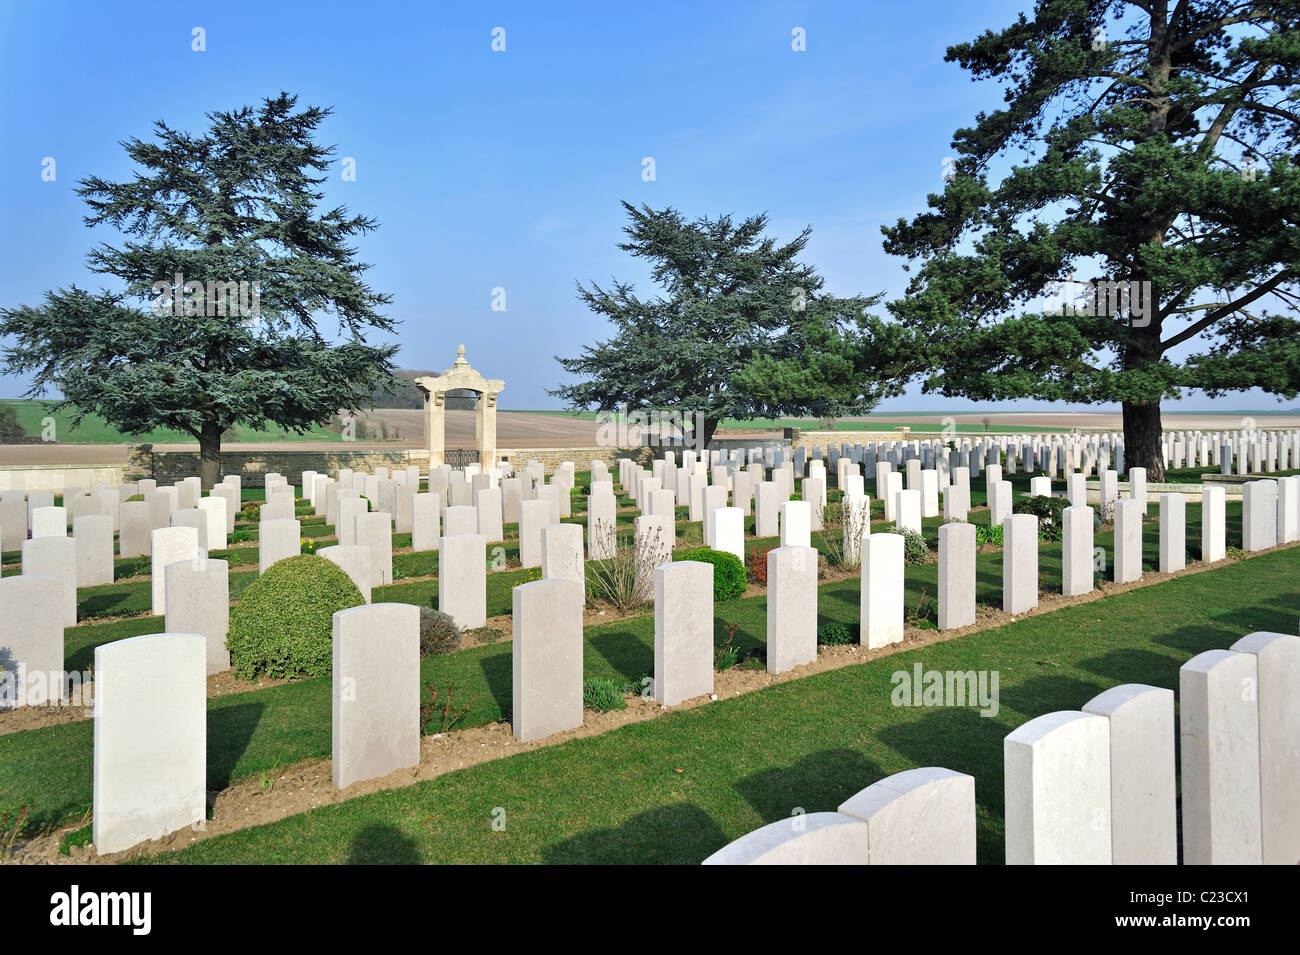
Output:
[676, 547, 747, 600]
[227, 554, 365, 679]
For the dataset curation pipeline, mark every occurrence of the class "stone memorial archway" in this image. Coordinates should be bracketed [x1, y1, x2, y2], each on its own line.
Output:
[415, 345, 506, 466]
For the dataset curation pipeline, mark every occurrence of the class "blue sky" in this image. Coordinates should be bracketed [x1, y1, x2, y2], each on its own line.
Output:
[0, 0, 1286, 412]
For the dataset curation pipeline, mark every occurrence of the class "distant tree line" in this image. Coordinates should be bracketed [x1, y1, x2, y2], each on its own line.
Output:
[368, 369, 475, 409]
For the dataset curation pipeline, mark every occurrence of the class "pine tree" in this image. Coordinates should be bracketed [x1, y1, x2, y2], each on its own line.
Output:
[881, 0, 1300, 478]
[0, 93, 396, 487]
[553, 201, 892, 446]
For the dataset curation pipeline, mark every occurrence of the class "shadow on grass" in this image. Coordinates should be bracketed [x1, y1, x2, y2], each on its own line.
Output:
[478, 651, 513, 719]
[1075, 648, 1182, 688]
[996, 674, 1109, 720]
[733, 748, 882, 825]
[78, 585, 151, 620]
[207, 702, 266, 790]
[1150, 624, 1250, 656]
[875, 707, 1008, 863]
[541, 802, 726, 865]
[587, 628, 653, 683]
[345, 824, 422, 864]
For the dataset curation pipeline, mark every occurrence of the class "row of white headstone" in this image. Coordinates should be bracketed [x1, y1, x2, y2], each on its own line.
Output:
[704, 632, 1300, 864]
[60, 461, 1300, 854]
[790, 425, 1300, 478]
[85, 551, 710, 852]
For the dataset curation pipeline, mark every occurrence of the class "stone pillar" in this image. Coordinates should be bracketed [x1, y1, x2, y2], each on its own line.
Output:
[937, 521, 975, 630]
[478, 391, 499, 465]
[427, 392, 444, 467]
[1002, 513, 1038, 615]
[518, 499, 549, 569]
[1061, 505, 1094, 597]
[755, 481, 779, 538]
[861, 533, 904, 648]
[895, 489, 922, 535]
[1242, 479, 1278, 551]
[779, 500, 811, 547]
[259, 518, 302, 575]
[710, 506, 745, 562]
[439, 534, 487, 629]
[355, 512, 394, 587]
[1004, 710, 1112, 864]
[1157, 493, 1185, 573]
[541, 523, 584, 583]
[512, 578, 584, 742]
[93, 633, 206, 855]
[1113, 498, 1142, 584]
[767, 546, 818, 673]
[0, 576, 64, 707]
[165, 557, 231, 674]
[654, 561, 715, 703]
[1228, 632, 1300, 864]
[318, 544, 372, 603]
[1081, 684, 1177, 864]
[332, 603, 420, 789]
[1179, 649, 1262, 864]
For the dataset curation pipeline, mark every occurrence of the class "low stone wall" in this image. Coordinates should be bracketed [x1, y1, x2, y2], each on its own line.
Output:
[1084, 480, 1242, 503]
[126, 445, 432, 487]
[125, 444, 658, 484]
[0, 464, 127, 492]
[792, 429, 919, 448]
[496, 446, 651, 473]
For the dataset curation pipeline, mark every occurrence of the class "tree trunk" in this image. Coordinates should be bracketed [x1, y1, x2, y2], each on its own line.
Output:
[198, 417, 223, 491]
[700, 415, 720, 452]
[1122, 399, 1165, 481]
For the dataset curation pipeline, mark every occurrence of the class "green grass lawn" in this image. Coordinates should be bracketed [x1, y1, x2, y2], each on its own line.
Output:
[139, 546, 1300, 864]
[0, 399, 343, 444]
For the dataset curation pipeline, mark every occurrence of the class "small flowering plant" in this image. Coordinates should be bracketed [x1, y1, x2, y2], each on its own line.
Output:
[512, 568, 541, 588]
[300, 537, 319, 555]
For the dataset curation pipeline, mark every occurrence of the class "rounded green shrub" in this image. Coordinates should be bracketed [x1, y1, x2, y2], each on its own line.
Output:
[418, 606, 463, 657]
[676, 547, 747, 600]
[227, 554, 365, 679]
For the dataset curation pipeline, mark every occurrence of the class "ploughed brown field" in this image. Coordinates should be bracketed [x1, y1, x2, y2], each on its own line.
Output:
[0, 408, 1295, 466]
[0, 410, 605, 466]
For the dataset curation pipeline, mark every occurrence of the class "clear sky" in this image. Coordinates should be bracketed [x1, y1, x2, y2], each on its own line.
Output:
[0, 0, 1287, 413]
